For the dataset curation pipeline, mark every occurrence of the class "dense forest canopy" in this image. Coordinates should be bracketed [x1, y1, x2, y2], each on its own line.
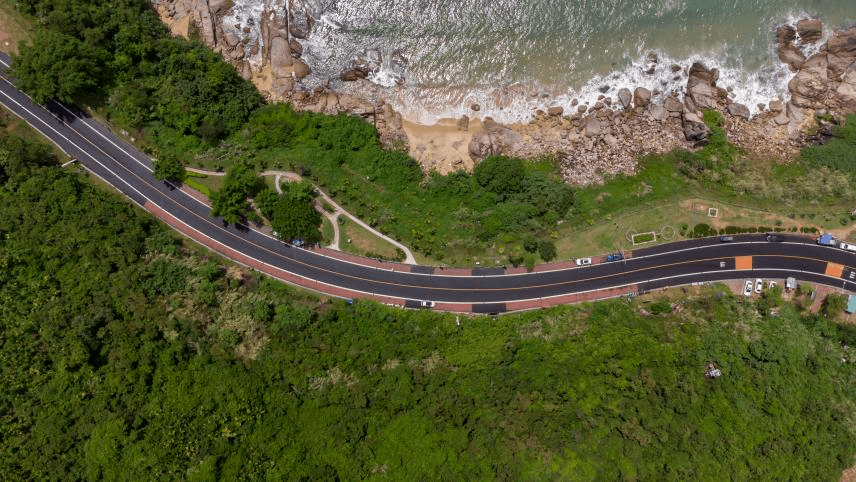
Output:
[2, 113, 856, 479]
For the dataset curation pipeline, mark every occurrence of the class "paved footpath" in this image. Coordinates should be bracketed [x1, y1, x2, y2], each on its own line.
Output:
[186, 167, 417, 264]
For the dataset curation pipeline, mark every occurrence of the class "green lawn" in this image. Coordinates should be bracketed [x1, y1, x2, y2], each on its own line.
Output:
[339, 216, 404, 261]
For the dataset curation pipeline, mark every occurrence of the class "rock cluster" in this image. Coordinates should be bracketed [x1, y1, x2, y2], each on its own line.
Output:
[151, 4, 856, 186]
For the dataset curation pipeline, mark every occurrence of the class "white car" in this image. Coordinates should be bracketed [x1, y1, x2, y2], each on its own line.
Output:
[839, 242, 856, 252]
[420, 300, 435, 308]
[575, 257, 592, 266]
[743, 280, 753, 296]
[755, 278, 763, 294]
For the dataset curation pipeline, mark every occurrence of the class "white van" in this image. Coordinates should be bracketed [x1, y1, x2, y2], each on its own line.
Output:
[839, 242, 856, 253]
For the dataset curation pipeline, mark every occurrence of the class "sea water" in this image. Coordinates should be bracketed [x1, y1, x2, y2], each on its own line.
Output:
[223, 0, 855, 123]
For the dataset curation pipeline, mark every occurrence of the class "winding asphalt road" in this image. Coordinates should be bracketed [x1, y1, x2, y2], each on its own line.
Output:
[2, 51, 855, 313]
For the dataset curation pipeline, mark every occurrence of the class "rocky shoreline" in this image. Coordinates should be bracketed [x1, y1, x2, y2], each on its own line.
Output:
[152, 1, 856, 185]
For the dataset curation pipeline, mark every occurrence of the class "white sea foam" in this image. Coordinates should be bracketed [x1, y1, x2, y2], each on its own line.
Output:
[218, 1, 854, 126]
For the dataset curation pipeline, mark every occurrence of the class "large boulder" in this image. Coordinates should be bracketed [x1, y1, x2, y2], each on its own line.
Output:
[726, 102, 750, 119]
[826, 26, 856, 80]
[664, 96, 684, 113]
[686, 62, 722, 109]
[788, 52, 828, 109]
[617, 88, 632, 109]
[340, 67, 369, 81]
[288, 8, 313, 39]
[835, 70, 856, 111]
[796, 18, 823, 44]
[633, 87, 651, 108]
[337, 94, 376, 117]
[681, 111, 710, 146]
[269, 36, 293, 75]
[468, 124, 523, 161]
[209, 0, 233, 17]
[584, 117, 601, 137]
[547, 106, 564, 116]
[650, 104, 668, 121]
[292, 58, 311, 79]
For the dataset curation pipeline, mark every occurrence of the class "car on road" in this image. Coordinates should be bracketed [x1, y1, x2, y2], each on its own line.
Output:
[719, 236, 733, 242]
[420, 300, 435, 308]
[755, 278, 763, 294]
[839, 242, 856, 252]
[606, 253, 624, 262]
[766, 233, 785, 242]
[575, 257, 592, 266]
[743, 280, 753, 296]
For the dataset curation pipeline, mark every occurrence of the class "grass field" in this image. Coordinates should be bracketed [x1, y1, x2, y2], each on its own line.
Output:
[0, 1, 32, 53]
[339, 216, 403, 261]
[320, 215, 335, 247]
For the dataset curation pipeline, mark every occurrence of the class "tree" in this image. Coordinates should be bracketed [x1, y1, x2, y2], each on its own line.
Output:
[262, 181, 321, 244]
[210, 164, 263, 224]
[152, 154, 185, 182]
[538, 240, 557, 262]
[822, 293, 848, 318]
[474, 156, 525, 199]
[11, 30, 103, 104]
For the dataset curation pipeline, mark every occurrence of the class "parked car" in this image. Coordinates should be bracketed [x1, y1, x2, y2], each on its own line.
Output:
[766, 233, 785, 242]
[755, 278, 763, 294]
[743, 280, 753, 296]
[575, 257, 592, 266]
[719, 236, 733, 242]
[420, 300, 435, 308]
[606, 253, 624, 262]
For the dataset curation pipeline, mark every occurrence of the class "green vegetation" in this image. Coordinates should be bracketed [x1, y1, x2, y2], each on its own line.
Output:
[4, 109, 856, 479]
[10, 0, 262, 155]
[210, 164, 264, 224]
[802, 114, 856, 172]
[340, 216, 406, 262]
[256, 179, 322, 244]
[152, 153, 185, 182]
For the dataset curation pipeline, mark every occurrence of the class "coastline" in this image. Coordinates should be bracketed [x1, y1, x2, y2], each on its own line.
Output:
[151, 1, 856, 184]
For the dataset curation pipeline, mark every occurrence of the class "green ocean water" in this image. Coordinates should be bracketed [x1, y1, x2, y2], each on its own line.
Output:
[225, 0, 856, 121]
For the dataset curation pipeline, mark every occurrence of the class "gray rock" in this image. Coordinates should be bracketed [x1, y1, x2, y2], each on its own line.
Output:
[617, 88, 632, 109]
[341, 67, 368, 81]
[681, 111, 710, 146]
[547, 106, 564, 116]
[471, 103, 481, 111]
[797, 18, 823, 44]
[457, 115, 470, 131]
[603, 134, 619, 148]
[773, 110, 790, 125]
[292, 58, 311, 79]
[650, 105, 668, 121]
[827, 26, 856, 80]
[726, 102, 751, 119]
[289, 39, 303, 57]
[778, 45, 806, 71]
[467, 125, 523, 161]
[686, 62, 721, 109]
[584, 117, 601, 137]
[769, 100, 784, 112]
[664, 96, 684, 113]
[633, 87, 651, 108]
[269, 36, 293, 76]
[788, 52, 828, 109]
[577, 105, 588, 114]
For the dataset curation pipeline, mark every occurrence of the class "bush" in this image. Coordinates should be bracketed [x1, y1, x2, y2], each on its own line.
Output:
[538, 240, 557, 262]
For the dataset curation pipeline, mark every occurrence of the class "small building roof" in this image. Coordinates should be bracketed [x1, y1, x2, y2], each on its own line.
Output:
[786, 277, 797, 289]
[847, 295, 856, 314]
